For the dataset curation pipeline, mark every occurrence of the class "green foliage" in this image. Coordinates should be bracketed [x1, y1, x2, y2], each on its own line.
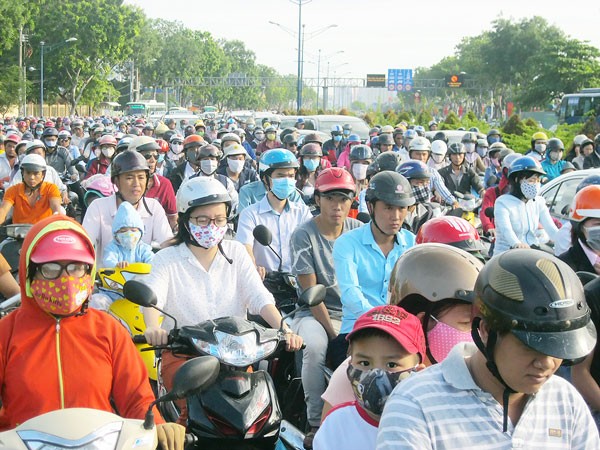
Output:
[0, 66, 25, 115]
[440, 112, 461, 128]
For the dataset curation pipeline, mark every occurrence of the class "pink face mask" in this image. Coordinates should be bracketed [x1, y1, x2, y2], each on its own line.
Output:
[31, 274, 93, 316]
[427, 315, 473, 363]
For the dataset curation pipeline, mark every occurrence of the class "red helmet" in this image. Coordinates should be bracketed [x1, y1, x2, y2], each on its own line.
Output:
[4, 133, 21, 144]
[44, 120, 55, 128]
[315, 167, 356, 195]
[30, 228, 95, 265]
[416, 216, 485, 254]
[98, 135, 118, 147]
[155, 138, 169, 154]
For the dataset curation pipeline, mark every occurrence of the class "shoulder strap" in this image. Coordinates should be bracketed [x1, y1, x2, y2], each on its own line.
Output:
[215, 173, 228, 189]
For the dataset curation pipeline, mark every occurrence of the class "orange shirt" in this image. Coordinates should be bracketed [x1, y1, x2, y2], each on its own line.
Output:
[4, 182, 60, 224]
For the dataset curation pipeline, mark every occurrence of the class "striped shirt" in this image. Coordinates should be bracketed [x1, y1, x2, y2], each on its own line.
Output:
[376, 343, 599, 450]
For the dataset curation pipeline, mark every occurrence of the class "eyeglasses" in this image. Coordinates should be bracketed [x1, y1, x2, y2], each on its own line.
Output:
[37, 262, 91, 280]
[143, 153, 159, 160]
[287, 143, 298, 147]
[189, 215, 228, 227]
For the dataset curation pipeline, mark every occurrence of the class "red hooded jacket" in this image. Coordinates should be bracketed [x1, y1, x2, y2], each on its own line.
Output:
[0, 215, 162, 430]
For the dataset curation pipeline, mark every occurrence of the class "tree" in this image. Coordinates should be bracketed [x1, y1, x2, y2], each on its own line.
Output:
[0, 66, 26, 116]
[32, 0, 144, 114]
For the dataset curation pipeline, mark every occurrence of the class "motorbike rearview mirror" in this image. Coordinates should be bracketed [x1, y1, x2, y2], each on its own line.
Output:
[123, 280, 157, 307]
[253, 224, 273, 247]
[356, 212, 371, 224]
[577, 271, 598, 286]
[253, 224, 283, 272]
[297, 284, 326, 308]
[279, 284, 326, 330]
[484, 207, 494, 219]
[143, 356, 220, 430]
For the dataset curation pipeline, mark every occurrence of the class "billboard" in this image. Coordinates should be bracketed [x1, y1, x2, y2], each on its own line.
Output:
[445, 74, 464, 88]
[387, 69, 413, 92]
[366, 74, 386, 88]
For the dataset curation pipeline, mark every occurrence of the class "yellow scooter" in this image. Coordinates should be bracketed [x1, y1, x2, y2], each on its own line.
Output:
[96, 263, 162, 381]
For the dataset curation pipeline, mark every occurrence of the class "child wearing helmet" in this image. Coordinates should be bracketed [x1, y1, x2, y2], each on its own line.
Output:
[493, 155, 558, 255]
[378, 250, 598, 447]
[0, 215, 185, 447]
[0, 154, 62, 224]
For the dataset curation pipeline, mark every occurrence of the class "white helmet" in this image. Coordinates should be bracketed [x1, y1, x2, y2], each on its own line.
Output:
[176, 176, 231, 215]
[20, 154, 47, 172]
[223, 143, 247, 158]
[573, 134, 589, 146]
[431, 140, 447, 156]
[409, 136, 432, 152]
[501, 152, 521, 170]
[25, 139, 46, 154]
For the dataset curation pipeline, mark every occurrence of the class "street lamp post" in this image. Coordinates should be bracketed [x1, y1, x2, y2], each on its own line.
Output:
[316, 50, 343, 110]
[40, 37, 77, 117]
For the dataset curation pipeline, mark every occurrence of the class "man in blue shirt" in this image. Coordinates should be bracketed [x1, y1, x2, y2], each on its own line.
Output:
[330, 170, 416, 367]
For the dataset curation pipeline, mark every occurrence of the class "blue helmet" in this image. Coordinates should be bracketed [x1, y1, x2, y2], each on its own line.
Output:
[414, 125, 426, 136]
[347, 134, 361, 143]
[404, 129, 417, 140]
[396, 160, 431, 180]
[258, 148, 299, 176]
[577, 175, 600, 192]
[508, 155, 546, 178]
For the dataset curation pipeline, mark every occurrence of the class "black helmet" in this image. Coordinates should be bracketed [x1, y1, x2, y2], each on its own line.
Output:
[447, 142, 466, 154]
[378, 133, 394, 146]
[300, 143, 323, 157]
[365, 171, 415, 207]
[432, 131, 448, 144]
[374, 151, 402, 172]
[474, 249, 596, 362]
[111, 150, 150, 181]
[349, 144, 373, 161]
[546, 137, 564, 152]
[594, 133, 600, 147]
[461, 132, 478, 143]
[198, 144, 221, 159]
[42, 127, 58, 138]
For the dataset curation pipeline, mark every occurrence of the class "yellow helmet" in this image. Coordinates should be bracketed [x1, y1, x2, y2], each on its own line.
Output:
[531, 131, 548, 146]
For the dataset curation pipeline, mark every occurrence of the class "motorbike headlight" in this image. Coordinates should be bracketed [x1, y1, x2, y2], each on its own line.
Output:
[18, 421, 122, 450]
[192, 330, 278, 366]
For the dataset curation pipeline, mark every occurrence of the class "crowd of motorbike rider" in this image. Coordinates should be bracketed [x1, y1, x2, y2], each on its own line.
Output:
[0, 113, 599, 449]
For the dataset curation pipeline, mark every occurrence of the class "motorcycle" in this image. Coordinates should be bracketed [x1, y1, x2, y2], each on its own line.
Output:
[123, 279, 325, 449]
[95, 262, 162, 382]
[447, 191, 482, 231]
[0, 355, 220, 450]
[0, 223, 32, 277]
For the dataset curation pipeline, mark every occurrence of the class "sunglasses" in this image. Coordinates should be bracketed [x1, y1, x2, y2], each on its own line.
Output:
[37, 262, 91, 280]
[143, 153, 159, 160]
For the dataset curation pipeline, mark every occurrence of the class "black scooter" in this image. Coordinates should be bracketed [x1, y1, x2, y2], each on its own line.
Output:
[124, 280, 325, 450]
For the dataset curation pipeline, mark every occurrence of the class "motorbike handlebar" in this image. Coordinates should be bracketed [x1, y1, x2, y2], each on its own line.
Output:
[132, 335, 148, 344]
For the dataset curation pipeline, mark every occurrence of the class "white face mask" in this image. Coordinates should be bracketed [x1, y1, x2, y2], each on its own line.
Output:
[535, 143, 546, 154]
[171, 143, 183, 154]
[200, 159, 218, 175]
[302, 185, 315, 197]
[464, 143, 476, 153]
[101, 146, 115, 158]
[227, 158, 245, 174]
[352, 163, 369, 181]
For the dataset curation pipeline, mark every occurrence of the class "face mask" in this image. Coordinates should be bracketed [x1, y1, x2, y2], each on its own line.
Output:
[31, 274, 93, 316]
[412, 185, 431, 204]
[266, 133, 276, 141]
[303, 158, 319, 172]
[171, 144, 183, 154]
[427, 315, 473, 363]
[534, 143, 546, 154]
[115, 229, 142, 250]
[520, 180, 540, 199]
[188, 221, 227, 248]
[157, 154, 164, 164]
[584, 225, 600, 252]
[549, 151, 561, 162]
[346, 364, 413, 416]
[343, 130, 351, 137]
[302, 185, 315, 197]
[352, 163, 369, 181]
[488, 137, 500, 144]
[200, 159, 218, 175]
[35, 130, 43, 137]
[431, 154, 445, 164]
[101, 146, 115, 158]
[270, 177, 297, 200]
[227, 158, 245, 174]
[254, 133, 265, 141]
[476, 146, 488, 158]
[464, 143, 476, 153]
[490, 157, 500, 168]
[333, 135, 342, 142]
[45, 139, 57, 148]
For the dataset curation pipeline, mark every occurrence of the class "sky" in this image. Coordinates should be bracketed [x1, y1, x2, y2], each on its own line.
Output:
[125, 0, 600, 82]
